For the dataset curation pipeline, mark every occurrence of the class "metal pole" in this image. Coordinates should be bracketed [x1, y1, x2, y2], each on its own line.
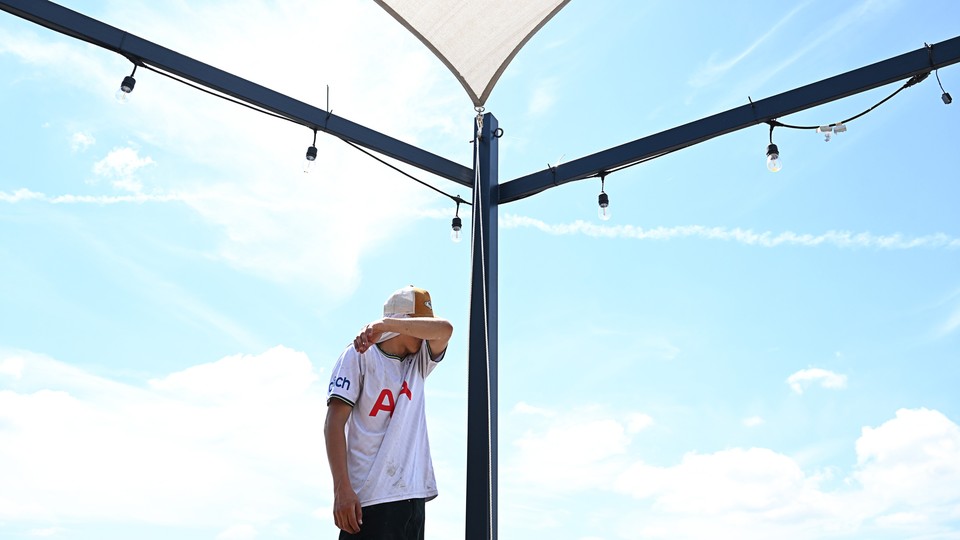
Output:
[465, 112, 498, 540]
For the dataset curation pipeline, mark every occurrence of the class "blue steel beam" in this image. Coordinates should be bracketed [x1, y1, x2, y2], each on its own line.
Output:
[499, 35, 960, 204]
[465, 112, 499, 540]
[0, 0, 474, 188]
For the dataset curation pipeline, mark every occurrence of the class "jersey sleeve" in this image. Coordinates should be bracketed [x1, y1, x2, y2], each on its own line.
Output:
[327, 346, 362, 406]
[417, 339, 445, 378]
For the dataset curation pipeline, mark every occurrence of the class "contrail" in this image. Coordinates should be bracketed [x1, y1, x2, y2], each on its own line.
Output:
[500, 214, 960, 250]
[1, 188, 186, 204]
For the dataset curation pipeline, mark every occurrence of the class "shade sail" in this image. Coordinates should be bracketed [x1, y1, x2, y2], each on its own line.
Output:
[375, 0, 570, 107]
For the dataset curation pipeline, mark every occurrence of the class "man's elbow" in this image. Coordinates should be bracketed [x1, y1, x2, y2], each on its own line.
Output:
[437, 319, 454, 339]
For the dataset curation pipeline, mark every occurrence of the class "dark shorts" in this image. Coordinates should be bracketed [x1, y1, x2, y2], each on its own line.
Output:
[339, 498, 425, 540]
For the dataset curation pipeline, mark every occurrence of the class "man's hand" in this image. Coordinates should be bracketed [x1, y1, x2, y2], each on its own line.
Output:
[333, 484, 363, 534]
[353, 320, 384, 353]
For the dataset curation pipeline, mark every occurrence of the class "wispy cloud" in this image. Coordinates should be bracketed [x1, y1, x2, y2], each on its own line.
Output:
[702, 0, 900, 110]
[743, 416, 765, 427]
[939, 308, 960, 337]
[933, 289, 960, 338]
[70, 131, 95, 152]
[688, 3, 807, 88]
[500, 214, 960, 250]
[27, 527, 66, 537]
[787, 368, 848, 394]
[216, 524, 257, 540]
[0, 188, 185, 204]
[528, 78, 559, 116]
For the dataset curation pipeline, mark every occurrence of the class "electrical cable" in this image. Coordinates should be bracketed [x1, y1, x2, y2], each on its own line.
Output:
[766, 72, 929, 131]
[138, 61, 470, 205]
[337, 138, 470, 206]
[140, 63, 293, 124]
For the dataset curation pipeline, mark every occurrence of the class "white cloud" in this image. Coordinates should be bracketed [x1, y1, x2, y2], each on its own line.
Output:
[508, 405, 960, 539]
[626, 412, 654, 434]
[92, 146, 155, 193]
[786, 368, 848, 394]
[854, 408, 960, 506]
[500, 214, 960, 250]
[505, 404, 652, 495]
[0, 356, 25, 379]
[216, 524, 257, 540]
[528, 78, 558, 116]
[0, 348, 329, 530]
[743, 415, 764, 427]
[512, 401, 557, 417]
[70, 131, 95, 152]
[617, 447, 809, 513]
[93, 147, 154, 178]
[1, 0, 466, 297]
[0, 188, 46, 203]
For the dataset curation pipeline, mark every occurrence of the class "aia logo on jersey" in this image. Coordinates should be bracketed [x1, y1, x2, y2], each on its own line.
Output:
[369, 381, 412, 417]
[329, 376, 351, 393]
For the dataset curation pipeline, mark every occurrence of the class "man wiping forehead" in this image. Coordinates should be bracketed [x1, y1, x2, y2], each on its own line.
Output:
[324, 286, 453, 539]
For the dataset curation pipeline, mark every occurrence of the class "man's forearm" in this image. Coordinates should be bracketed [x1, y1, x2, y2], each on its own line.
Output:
[324, 406, 353, 492]
[378, 317, 453, 341]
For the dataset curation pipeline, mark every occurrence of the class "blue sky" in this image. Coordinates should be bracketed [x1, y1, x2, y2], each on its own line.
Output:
[2, 1, 959, 539]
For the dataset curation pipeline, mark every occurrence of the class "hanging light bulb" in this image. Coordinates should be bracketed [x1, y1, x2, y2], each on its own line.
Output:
[304, 145, 318, 172]
[451, 198, 463, 243]
[598, 192, 611, 221]
[303, 129, 318, 173]
[451, 216, 463, 243]
[765, 123, 782, 172]
[115, 65, 137, 103]
[766, 143, 782, 172]
[597, 173, 611, 221]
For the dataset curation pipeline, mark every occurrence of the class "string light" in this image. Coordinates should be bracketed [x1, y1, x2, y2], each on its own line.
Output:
[766, 124, 782, 172]
[935, 68, 952, 104]
[304, 129, 318, 173]
[927, 43, 953, 105]
[100, 46, 945, 232]
[597, 173, 611, 221]
[451, 197, 464, 243]
[762, 71, 935, 171]
[115, 65, 137, 103]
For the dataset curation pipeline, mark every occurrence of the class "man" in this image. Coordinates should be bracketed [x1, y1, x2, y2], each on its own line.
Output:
[324, 286, 453, 539]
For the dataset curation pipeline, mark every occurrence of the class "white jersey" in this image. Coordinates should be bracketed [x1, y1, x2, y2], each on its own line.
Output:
[327, 339, 444, 507]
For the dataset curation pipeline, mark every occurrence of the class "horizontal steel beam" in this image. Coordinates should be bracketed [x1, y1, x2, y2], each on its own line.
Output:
[0, 0, 474, 188]
[499, 35, 960, 204]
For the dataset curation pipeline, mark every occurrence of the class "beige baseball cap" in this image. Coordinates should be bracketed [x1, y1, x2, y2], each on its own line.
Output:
[383, 286, 434, 318]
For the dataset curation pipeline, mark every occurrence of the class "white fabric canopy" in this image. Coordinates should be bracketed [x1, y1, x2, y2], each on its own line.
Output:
[375, 0, 571, 107]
